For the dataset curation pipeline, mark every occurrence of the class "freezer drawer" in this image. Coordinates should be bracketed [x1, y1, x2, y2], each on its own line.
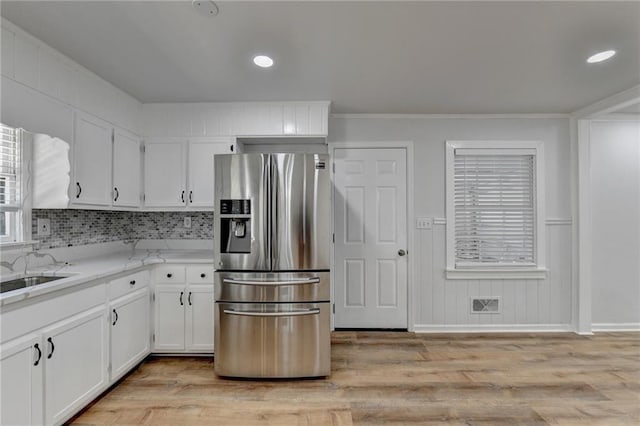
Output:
[214, 302, 330, 378]
[215, 271, 329, 303]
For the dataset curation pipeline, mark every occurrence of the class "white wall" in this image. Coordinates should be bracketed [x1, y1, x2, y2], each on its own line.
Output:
[590, 119, 640, 327]
[1, 18, 142, 138]
[329, 116, 573, 330]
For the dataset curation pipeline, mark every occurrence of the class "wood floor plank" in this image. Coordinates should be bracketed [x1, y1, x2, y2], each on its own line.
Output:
[71, 331, 640, 425]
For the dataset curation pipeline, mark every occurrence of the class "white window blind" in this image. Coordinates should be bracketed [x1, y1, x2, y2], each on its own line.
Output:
[454, 150, 535, 267]
[0, 123, 20, 211]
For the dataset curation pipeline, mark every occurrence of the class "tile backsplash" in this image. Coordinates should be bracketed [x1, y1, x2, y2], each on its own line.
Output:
[32, 210, 214, 249]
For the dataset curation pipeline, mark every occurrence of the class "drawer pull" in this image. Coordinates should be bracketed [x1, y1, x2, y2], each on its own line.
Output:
[223, 277, 320, 286]
[167, 273, 173, 278]
[223, 308, 320, 317]
[200, 273, 206, 278]
[129, 280, 136, 285]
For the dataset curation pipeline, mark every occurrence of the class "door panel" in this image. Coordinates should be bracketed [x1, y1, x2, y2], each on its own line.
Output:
[0, 334, 43, 426]
[73, 112, 112, 205]
[214, 154, 270, 270]
[188, 139, 231, 208]
[186, 285, 214, 352]
[334, 148, 408, 328]
[111, 289, 150, 380]
[43, 307, 108, 425]
[271, 154, 331, 271]
[153, 285, 185, 351]
[113, 128, 141, 207]
[144, 140, 186, 207]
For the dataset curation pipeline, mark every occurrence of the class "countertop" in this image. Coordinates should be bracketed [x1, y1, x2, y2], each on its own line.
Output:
[0, 249, 214, 306]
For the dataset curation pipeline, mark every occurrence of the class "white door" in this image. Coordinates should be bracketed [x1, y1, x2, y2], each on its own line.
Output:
[42, 306, 108, 425]
[110, 288, 150, 380]
[0, 333, 44, 426]
[73, 112, 112, 205]
[186, 285, 215, 352]
[153, 285, 186, 351]
[188, 139, 233, 208]
[144, 140, 186, 207]
[333, 148, 408, 328]
[113, 127, 141, 207]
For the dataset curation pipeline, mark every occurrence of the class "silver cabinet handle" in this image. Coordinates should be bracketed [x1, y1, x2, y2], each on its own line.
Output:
[398, 249, 407, 256]
[223, 308, 320, 317]
[223, 277, 320, 286]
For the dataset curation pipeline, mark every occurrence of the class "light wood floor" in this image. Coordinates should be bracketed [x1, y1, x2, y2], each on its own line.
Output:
[71, 332, 640, 425]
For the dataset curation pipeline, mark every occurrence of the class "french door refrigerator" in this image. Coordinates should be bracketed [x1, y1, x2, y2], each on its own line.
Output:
[213, 153, 331, 378]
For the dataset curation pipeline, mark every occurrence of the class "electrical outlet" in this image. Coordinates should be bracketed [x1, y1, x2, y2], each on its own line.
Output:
[416, 217, 432, 230]
[184, 216, 192, 228]
[37, 218, 51, 236]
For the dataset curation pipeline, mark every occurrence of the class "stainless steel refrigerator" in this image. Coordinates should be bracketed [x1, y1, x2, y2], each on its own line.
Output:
[213, 153, 331, 378]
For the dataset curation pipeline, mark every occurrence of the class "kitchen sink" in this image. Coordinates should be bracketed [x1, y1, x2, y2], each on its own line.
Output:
[0, 275, 69, 294]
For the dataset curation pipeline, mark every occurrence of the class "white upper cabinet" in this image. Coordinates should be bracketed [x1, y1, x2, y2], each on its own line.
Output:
[113, 127, 141, 207]
[73, 112, 113, 206]
[144, 139, 187, 207]
[187, 139, 234, 208]
[144, 138, 233, 209]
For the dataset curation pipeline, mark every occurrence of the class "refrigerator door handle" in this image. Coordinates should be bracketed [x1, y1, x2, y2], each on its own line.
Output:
[222, 277, 320, 286]
[223, 308, 320, 317]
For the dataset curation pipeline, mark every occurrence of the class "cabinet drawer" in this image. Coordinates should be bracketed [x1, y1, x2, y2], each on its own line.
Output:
[108, 270, 149, 301]
[154, 265, 186, 284]
[186, 265, 214, 284]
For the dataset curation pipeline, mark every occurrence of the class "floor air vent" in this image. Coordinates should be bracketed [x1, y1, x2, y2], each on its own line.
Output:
[471, 297, 500, 313]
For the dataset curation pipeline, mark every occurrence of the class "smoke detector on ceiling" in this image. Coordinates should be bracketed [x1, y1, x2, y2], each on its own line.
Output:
[192, 0, 219, 17]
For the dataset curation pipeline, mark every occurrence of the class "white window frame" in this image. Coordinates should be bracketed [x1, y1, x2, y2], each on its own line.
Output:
[445, 140, 547, 279]
[1, 125, 31, 246]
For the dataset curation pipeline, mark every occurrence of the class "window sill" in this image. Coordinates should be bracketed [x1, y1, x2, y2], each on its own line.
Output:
[445, 267, 548, 280]
[0, 240, 40, 251]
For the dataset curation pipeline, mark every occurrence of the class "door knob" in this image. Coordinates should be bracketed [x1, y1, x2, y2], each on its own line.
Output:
[398, 249, 407, 256]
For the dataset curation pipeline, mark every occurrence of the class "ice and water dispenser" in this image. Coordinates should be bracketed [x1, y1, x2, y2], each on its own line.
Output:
[219, 199, 251, 254]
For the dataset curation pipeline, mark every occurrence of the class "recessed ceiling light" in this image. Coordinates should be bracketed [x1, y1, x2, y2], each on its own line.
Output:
[253, 55, 274, 68]
[192, 0, 218, 17]
[587, 50, 616, 64]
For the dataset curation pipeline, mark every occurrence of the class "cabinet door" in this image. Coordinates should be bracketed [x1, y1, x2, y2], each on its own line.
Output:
[187, 139, 233, 208]
[186, 285, 214, 352]
[0, 334, 44, 426]
[42, 306, 108, 425]
[144, 140, 186, 207]
[113, 127, 141, 207]
[73, 112, 112, 205]
[110, 288, 150, 381]
[153, 285, 185, 351]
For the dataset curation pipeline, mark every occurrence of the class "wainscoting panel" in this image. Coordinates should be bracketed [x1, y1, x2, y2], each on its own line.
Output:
[414, 222, 572, 328]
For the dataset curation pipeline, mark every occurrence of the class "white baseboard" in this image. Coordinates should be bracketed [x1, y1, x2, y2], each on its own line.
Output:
[413, 324, 573, 333]
[592, 323, 640, 332]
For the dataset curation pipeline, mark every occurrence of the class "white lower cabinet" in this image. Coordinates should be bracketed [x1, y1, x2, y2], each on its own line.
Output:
[0, 333, 44, 426]
[153, 265, 215, 353]
[42, 306, 109, 425]
[110, 288, 151, 381]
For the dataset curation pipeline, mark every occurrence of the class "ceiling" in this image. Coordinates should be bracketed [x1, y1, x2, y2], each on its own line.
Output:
[1, 1, 639, 114]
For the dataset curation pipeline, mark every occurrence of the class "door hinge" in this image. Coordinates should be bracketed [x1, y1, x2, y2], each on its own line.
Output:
[141, 143, 146, 153]
[152, 292, 155, 302]
[108, 362, 112, 374]
[230, 144, 234, 152]
[152, 334, 155, 343]
[111, 131, 114, 143]
[332, 233, 335, 243]
[332, 303, 335, 314]
[143, 193, 146, 202]
[332, 162, 335, 173]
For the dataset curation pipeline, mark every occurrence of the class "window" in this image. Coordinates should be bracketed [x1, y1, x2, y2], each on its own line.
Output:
[1, 123, 23, 243]
[445, 141, 546, 279]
